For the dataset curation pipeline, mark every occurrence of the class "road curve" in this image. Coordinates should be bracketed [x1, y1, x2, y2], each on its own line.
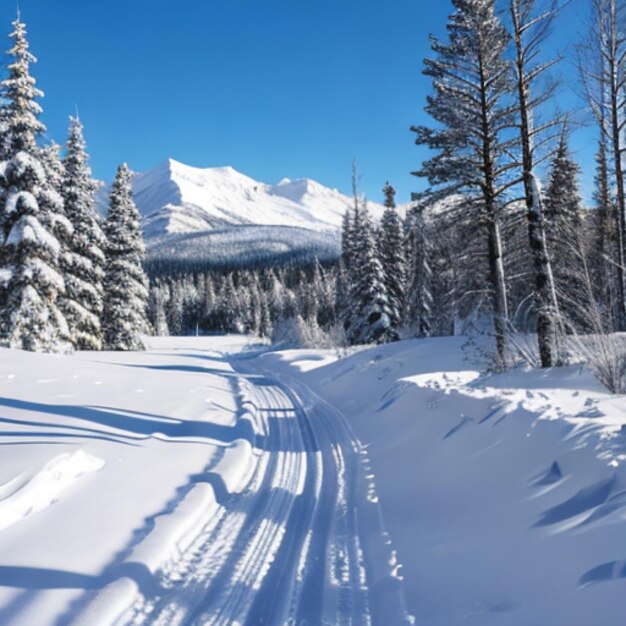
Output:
[113, 352, 411, 626]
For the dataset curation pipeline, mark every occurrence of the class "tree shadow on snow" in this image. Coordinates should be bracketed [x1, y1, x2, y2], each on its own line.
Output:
[0, 397, 253, 445]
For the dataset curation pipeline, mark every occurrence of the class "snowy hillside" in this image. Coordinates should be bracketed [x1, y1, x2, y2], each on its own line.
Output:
[146, 224, 340, 271]
[260, 337, 626, 626]
[132, 159, 390, 239]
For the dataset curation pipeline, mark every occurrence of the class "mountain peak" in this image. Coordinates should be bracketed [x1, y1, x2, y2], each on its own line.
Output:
[130, 159, 391, 239]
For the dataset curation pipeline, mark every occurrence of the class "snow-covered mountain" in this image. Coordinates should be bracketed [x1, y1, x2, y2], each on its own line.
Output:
[131, 159, 389, 239]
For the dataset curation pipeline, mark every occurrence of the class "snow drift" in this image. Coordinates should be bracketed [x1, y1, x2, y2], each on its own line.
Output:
[260, 336, 626, 626]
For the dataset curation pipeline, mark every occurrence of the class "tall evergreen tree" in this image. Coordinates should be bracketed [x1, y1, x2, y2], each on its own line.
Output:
[102, 163, 148, 350]
[0, 16, 69, 352]
[346, 208, 390, 344]
[405, 204, 433, 338]
[592, 129, 619, 321]
[543, 128, 586, 328]
[379, 181, 405, 340]
[39, 141, 74, 351]
[62, 116, 106, 350]
[413, 0, 515, 366]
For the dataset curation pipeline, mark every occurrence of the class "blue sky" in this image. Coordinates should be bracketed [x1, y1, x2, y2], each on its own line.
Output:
[3, 0, 592, 204]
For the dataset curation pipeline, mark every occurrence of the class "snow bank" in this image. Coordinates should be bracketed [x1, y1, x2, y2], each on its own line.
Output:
[73, 483, 219, 626]
[0, 336, 253, 625]
[0, 450, 104, 532]
[211, 439, 257, 495]
[262, 336, 626, 626]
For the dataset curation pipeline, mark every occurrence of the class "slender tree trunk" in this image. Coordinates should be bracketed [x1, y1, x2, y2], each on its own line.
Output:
[488, 219, 508, 365]
[510, 1, 560, 367]
[608, 71, 626, 329]
[478, 53, 508, 367]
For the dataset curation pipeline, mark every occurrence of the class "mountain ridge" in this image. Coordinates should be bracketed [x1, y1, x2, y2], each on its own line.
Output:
[127, 158, 392, 239]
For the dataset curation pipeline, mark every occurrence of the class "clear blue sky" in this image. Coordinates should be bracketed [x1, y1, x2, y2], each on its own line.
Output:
[3, 0, 592, 204]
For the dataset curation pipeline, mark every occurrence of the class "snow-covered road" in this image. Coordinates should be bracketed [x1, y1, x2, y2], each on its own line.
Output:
[106, 353, 409, 625]
[0, 338, 406, 626]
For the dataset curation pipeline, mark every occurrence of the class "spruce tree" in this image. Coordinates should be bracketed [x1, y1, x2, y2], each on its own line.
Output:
[405, 205, 433, 338]
[413, 0, 515, 366]
[347, 208, 390, 344]
[39, 141, 73, 351]
[592, 131, 619, 323]
[379, 182, 404, 340]
[0, 16, 69, 352]
[341, 208, 355, 270]
[102, 163, 148, 350]
[62, 116, 106, 350]
[543, 129, 586, 329]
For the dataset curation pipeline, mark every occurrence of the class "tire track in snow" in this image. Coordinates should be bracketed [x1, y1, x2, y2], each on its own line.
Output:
[109, 356, 410, 625]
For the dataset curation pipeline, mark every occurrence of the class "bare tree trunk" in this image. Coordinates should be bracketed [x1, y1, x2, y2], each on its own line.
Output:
[488, 219, 508, 365]
[479, 52, 508, 367]
[510, 0, 561, 367]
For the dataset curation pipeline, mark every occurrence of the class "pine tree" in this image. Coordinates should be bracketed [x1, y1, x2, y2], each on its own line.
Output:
[347, 208, 390, 344]
[0, 16, 69, 352]
[259, 290, 272, 338]
[405, 204, 433, 338]
[543, 128, 586, 329]
[413, 0, 515, 366]
[39, 141, 73, 351]
[148, 281, 169, 336]
[217, 273, 242, 332]
[61, 116, 106, 350]
[592, 130, 619, 323]
[379, 182, 404, 340]
[341, 208, 355, 270]
[167, 280, 184, 335]
[102, 163, 148, 350]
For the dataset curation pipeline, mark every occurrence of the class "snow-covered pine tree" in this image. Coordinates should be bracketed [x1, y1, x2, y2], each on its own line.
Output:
[312, 258, 334, 328]
[39, 141, 74, 351]
[379, 181, 404, 341]
[341, 208, 355, 270]
[167, 280, 184, 335]
[591, 129, 619, 323]
[201, 274, 216, 328]
[509, 0, 562, 367]
[413, 0, 515, 366]
[216, 273, 242, 333]
[405, 204, 433, 338]
[347, 206, 390, 345]
[61, 116, 106, 350]
[258, 290, 272, 338]
[543, 128, 587, 330]
[0, 16, 70, 352]
[102, 163, 149, 350]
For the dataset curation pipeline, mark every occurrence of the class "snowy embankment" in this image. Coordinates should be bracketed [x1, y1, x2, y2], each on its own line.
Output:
[0, 336, 256, 625]
[0, 337, 410, 625]
[259, 336, 626, 626]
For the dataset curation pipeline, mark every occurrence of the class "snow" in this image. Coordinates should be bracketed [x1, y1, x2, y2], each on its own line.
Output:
[258, 336, 626, 626]
[0, 450, 104, 532]
[127, 158, 403, 239]
[0, 337, 247, 624]
[145, 224, 341, 268]
[6, 214, 60, 256]
[0, 336, 410, 625]
[2, 334, 625, 624]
